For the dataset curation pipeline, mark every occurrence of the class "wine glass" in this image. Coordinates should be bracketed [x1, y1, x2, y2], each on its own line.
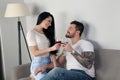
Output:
[55, 37, 62, 43]
[55, 37, 68, 55]
[56, 37, 69, 44]
[56, 37, 62, 44]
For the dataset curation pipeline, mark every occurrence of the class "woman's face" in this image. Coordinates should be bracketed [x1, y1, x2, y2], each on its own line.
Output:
[41, 16, 52, 29]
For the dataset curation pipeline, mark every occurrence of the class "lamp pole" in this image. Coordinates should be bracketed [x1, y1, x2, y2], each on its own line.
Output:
[17, 17, 32, 65]
[18, 17, 22, 65]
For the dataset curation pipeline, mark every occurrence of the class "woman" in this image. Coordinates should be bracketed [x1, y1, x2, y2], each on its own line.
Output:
[27, 12, 60, 80]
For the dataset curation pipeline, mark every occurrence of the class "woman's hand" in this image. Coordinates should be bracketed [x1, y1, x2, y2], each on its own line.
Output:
[50, 43, 61, 51]
[34, 66, 47, 75]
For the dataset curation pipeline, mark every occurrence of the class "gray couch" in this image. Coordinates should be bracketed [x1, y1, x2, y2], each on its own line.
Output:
[95, 49, 120, 80]
[12, 63, 31, 80]
[12, 49, 120, 80]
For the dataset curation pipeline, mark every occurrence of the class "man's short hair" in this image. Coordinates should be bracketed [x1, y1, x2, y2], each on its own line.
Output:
[70, 20, 84, 36]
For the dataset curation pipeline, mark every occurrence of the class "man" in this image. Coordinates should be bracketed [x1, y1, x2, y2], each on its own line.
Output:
[35, 20, 95, 80]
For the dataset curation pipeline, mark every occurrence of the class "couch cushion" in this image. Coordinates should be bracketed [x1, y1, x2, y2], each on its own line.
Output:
[95, 49, 120, 80]
[12, 63, 31, 80]
[18, 77, 31, 80]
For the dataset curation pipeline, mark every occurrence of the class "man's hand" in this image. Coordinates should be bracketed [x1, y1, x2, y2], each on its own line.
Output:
[63, 42, 73, 52]
[34, 66, 47, 75]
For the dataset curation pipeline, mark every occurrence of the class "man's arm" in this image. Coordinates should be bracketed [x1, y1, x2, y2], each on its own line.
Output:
[71, 51, 95, 69]
[46, 52, 66, 68]
[50, 54, 57, 67]
[56, 52, 66, 67]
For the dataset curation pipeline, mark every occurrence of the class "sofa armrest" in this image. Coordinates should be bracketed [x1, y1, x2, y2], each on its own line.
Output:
[12, 63, 31, 80]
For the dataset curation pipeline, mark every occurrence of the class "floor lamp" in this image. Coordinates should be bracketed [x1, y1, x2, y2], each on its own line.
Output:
[4, 3, 32, 65]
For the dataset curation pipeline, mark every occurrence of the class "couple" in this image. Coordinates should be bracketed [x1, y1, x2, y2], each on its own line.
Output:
[27, 12, 95, 80]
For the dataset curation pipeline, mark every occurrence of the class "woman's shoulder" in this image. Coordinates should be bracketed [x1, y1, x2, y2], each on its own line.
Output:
[27, 29, 36, 37]
[27, 29, 35, 34]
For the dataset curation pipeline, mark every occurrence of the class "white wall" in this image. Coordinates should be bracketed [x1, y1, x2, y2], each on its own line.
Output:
[0, 0, 119, 79]
[25, 0, 120, 50]
[0, 0, 31, 80]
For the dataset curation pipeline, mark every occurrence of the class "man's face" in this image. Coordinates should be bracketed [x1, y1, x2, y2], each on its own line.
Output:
[65, 24, 77, 38]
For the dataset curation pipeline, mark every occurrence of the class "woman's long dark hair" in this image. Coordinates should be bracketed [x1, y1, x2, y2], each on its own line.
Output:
[36, 12, 56, 54]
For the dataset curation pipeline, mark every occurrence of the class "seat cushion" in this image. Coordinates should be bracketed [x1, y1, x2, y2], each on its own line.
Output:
[18, 77, 31, 80]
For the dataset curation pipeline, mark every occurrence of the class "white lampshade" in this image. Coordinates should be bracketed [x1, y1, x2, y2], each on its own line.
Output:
[5, 3, 30, 17]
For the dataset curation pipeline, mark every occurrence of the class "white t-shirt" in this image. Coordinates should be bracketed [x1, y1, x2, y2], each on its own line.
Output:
[26, 29, 50, 57]
[66, 39, 95, 77]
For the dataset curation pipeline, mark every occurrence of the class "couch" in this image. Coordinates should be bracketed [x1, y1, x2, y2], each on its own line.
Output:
[12, 49, 120, 80]
[12, 63, 31, 80]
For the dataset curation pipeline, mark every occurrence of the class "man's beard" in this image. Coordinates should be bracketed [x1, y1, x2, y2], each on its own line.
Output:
[65, 33, 74, 38]
[65, 34, 70, 38]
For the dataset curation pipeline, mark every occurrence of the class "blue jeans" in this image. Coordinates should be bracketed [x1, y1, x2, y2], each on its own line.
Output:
[31, 56, 51, 80]
[40, 67, 94, 80]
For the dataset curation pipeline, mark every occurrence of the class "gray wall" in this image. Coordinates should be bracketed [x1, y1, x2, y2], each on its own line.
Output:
[0, 0, 30, 80]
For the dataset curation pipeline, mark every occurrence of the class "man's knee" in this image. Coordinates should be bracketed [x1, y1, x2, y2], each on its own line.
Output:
[50, 67, 61, 74]
[47, 67, 65, 77]
[40, 67, 62, 80]
[53, 67, 62, 70]
[52, 67, 65, 73]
